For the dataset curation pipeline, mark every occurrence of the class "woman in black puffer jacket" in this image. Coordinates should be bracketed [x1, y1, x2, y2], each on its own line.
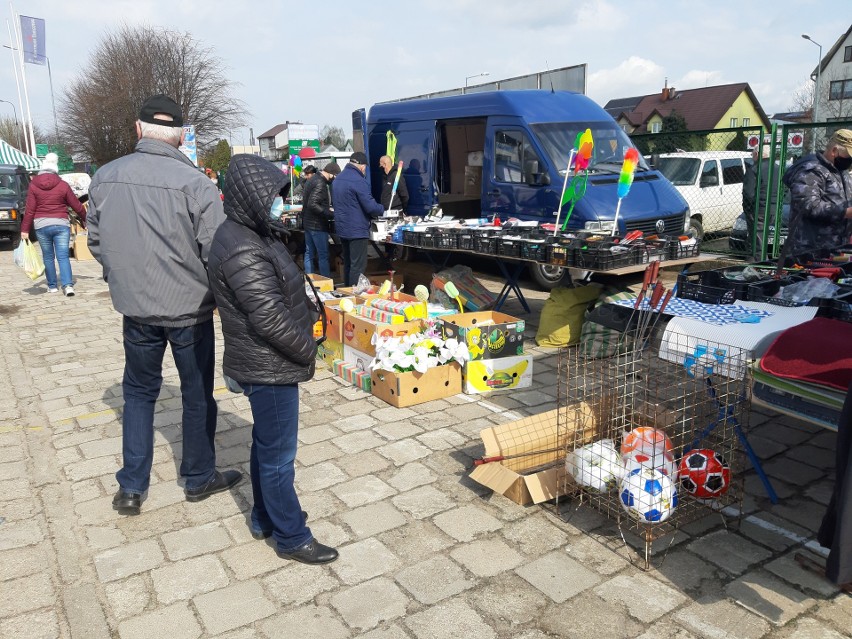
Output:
[207, 154, 338, 565]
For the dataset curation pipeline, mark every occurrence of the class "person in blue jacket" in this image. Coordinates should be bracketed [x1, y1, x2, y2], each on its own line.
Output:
[331, 151, 384, 286]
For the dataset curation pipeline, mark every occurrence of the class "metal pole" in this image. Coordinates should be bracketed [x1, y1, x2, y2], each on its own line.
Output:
[5, 21, 25, 151]
[802, 34, 823, 150]
[10, 8, 35, 156]
[44, 54, 57, 143]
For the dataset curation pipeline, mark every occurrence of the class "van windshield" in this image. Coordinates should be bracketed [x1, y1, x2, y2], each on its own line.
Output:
[653, 157, 700, 186]
[0, 173, 25, 198]
[531, 122, 648, 175]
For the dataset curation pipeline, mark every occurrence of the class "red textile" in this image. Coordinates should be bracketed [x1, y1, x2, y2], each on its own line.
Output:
[760, 317, 852, 391]
[20, 173, 87, 233]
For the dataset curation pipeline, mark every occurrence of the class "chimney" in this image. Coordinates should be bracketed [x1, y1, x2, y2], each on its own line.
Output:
[661, 87, 670, 101]
[669, 87, 677, 99]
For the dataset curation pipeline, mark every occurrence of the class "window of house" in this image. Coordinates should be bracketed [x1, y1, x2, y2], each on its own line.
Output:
[650, 122, 661, 133]
[721, 158, 745, 185]
[730, 117, 738, 127]
[743, 117, 750, 127]
[830, 80, 852, 100]
[845, 45, 852, 63]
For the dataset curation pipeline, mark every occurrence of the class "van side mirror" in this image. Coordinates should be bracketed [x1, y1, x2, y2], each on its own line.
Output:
[700, 174, 719, 188]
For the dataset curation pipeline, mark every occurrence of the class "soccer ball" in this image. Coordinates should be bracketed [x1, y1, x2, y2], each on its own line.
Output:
[619, 467, 678, 523]
[623, 448, 678, 479]
[678, 449, 731, 500]
[621, 427, 673, 459]
[567, 439, 624, 493]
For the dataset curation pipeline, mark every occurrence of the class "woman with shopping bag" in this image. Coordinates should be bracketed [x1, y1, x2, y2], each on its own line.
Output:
[20, 153, 87, 296]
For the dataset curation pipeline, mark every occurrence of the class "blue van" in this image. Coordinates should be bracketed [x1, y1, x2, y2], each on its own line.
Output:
[353, 90, 689, 288]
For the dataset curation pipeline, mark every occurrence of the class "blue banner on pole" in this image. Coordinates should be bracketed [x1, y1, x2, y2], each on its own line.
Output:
[20, 16, 46, 66]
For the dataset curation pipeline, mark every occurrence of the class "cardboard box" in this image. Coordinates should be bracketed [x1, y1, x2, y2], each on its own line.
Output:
[371, 362, 462, 407]
[322, 297, 357, 343]
[464, 165, 482, 198]
[316, 340, 343, 368]
[343, 345, 373, 373]
[343, 314, 425, 356]
[470, 406, 595, 505]
[307, 273, 334, 292]
[440, 311, 526, 360]
[72, 231, 94, 261]
[462, 354, 533, 394]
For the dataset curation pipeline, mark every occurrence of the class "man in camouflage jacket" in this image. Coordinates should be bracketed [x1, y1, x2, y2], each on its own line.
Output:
[783, 129, 852, 256]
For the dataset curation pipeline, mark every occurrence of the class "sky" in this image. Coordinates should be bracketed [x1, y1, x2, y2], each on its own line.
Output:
[2, 0, 848, 149]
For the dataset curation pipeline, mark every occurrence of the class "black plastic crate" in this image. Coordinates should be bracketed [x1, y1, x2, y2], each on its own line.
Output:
[521, 239, 547, 262]
[811, 293, 852, 322]
[498, 237, 524, 258]
[420, 230, 437, 249]
[667, 238, 701, 260]
[747, 277, 809, 306]
[434, 229, 459, 250]
[633, 239, 668, 264]
[474, 233, 501, 255]
[574, 241, 634, 270]
[676, 270, 740, 304]
[545, 237, 576, 267]
[457, 231, 475, 251]
[402, 230, 421, 246]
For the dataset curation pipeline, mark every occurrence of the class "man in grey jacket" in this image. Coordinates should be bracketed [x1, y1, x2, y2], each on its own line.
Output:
[88, 94, 242, 516]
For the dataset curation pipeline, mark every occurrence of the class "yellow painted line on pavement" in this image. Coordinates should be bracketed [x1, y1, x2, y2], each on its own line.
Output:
[0, 425, 44, 433]
[56, 386, 231, 424]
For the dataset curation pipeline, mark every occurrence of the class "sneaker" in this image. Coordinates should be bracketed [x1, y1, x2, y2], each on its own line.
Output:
[63, 286, 75, 297]
[47, 287, 58, 293]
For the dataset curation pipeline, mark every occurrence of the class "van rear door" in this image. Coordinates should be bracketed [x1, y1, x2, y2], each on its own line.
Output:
[485, 120, 556, 221]
[373, 121, 436, 216]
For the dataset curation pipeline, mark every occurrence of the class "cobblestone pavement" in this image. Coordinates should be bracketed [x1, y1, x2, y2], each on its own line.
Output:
[0, 249, 850, 639]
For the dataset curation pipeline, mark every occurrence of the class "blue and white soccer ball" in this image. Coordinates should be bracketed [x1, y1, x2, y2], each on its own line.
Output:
[619, 467, 678, 523]
[567, 439, 624, 493]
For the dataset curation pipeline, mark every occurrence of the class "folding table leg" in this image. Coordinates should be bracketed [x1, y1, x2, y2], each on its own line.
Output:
[494, 259, 531, 313]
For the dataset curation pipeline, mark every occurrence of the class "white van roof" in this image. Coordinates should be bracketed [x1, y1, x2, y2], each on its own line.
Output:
[654, 150, 752, 159]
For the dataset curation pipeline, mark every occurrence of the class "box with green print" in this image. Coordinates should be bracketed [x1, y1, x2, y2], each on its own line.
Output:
[438, 311, 525, 361]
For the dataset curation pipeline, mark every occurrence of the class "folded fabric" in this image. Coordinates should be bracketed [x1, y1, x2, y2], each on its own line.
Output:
[760, 317, 852, 391]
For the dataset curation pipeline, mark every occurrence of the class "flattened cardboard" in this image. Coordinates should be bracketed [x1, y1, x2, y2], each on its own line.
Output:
[440, 311, 526, 360]
[462, 355, 533, 394]
[470, 404, 597, 505]
[371, 362, 462, 408]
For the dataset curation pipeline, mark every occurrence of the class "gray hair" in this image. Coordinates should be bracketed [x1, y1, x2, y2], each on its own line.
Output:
[138, 120, 182, 146]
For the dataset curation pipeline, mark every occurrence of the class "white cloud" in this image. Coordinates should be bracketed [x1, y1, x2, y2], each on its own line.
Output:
[675, 70, 725, 90]
[588, 56, 665, 105]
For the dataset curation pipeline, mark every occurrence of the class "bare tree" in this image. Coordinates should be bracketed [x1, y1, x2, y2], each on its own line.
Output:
[60, 24, 249, 165]
[0, 116, 48, 151]
[320, 125, 347, 149]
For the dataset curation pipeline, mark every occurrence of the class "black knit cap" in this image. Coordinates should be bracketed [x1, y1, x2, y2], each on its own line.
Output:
[139, 94, 184, 127]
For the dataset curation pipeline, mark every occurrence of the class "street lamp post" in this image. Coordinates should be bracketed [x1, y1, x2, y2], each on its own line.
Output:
[464, 72, 490, 94]
[0, 98, 23, 149]
[802, 34, 823, 130]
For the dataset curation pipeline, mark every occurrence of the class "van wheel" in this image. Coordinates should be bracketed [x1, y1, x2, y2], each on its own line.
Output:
[11, 235, 20, 249]
[689, 218, 704, 240]
[529, 263, 573, 291]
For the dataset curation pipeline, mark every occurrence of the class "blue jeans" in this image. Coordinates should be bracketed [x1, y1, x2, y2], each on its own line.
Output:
[243, 383, 312, 552]
[117, 318, 218, 494]
[304, 229, 331, 277]
[35, 225, 72, 289]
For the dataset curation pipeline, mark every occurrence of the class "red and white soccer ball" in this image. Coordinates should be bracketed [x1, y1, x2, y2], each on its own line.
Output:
[678, 449, 731, 500]
[624, 448, 678, 479]
[621, 427, 673, 459]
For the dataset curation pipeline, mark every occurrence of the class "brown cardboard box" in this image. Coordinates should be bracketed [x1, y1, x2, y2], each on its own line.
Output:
[469, 403, 597, 505]
[322, 297, 357, 343]
[316, 340, 343, 368]
[464, 165, 482, 198]
[73, 233, 94, 261]
[371, 362, 461, 407]
[439, 311, 526, 360]
[342, 314, 425, 356]
[307, 273, 334, 292]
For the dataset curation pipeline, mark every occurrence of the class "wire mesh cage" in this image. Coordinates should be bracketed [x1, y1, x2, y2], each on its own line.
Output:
[554, 314, 750, 567]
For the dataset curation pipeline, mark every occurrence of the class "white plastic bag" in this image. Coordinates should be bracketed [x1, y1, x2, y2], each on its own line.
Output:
[12, 242, 24, 268]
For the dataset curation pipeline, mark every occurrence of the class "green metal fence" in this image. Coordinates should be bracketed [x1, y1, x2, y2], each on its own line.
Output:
[631, 120, 852, 261]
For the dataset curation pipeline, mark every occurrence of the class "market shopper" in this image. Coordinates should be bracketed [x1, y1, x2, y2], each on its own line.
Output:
[207, 153, 338, 565]
[742, 145, 783, 259]
[332, 151, 384, 286]
[301, 162, 340, 277]
[87, 94, 242, 516]
[379, 154, 409, 213]
[782, 129, 852, 257]
[20, 153, 87, 296]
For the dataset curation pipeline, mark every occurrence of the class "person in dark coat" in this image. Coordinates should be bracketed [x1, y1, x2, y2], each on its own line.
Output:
[782, 129, 852, 257]
[207, 153, 338, 565]
[742, 146, 784, 260]
[301, 162, 340, 277]
[20, 152, 87, 295]
[379, 155, 409, 212]
[331, 152, 384, 286]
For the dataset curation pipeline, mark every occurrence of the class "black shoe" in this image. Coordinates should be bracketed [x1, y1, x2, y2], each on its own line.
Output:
[277, 539, 338, 565]
[112, 490, 141, 516]
[250, 511, 309, 540]
[185, 469, 243, 502]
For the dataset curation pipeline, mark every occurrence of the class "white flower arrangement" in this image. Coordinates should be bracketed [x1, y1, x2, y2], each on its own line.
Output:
[371, 329, 471, 374]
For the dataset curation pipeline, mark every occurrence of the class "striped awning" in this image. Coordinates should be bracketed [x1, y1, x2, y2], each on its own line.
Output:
[0, 139, 40, 170]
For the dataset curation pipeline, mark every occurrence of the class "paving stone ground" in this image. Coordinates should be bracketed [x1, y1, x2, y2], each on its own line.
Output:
[0, 248, 849, 638]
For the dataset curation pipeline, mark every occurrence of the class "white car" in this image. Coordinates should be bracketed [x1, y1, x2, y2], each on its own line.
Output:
[652, 151, 751, 238]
